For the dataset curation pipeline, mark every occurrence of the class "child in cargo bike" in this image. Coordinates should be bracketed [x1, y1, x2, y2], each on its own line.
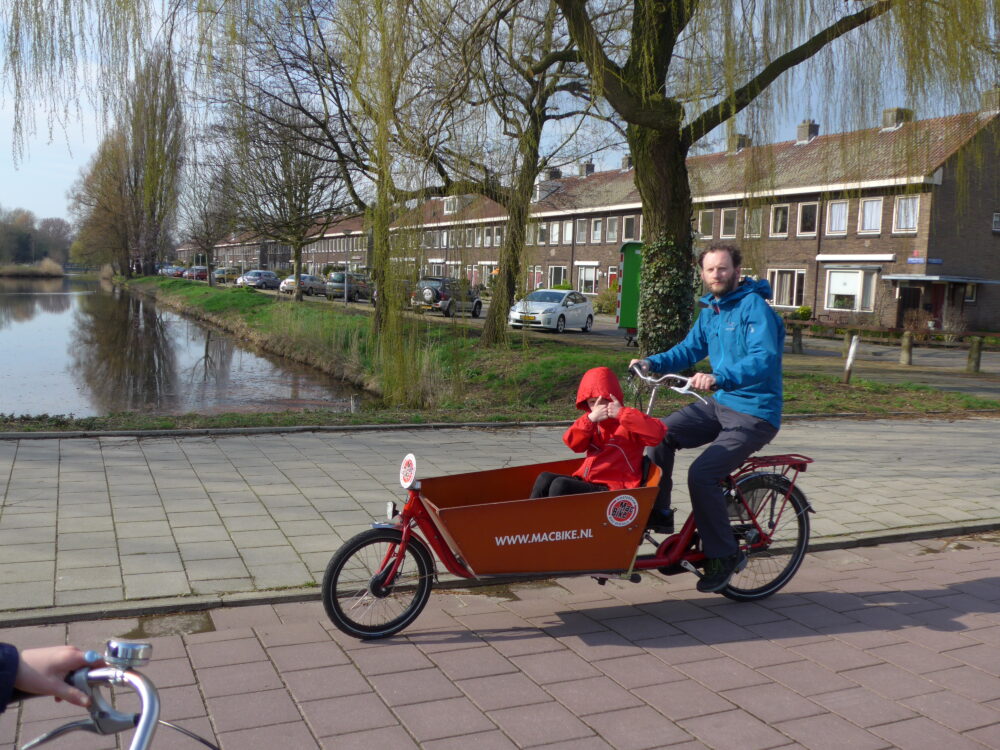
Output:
[530, 366, 667, 499]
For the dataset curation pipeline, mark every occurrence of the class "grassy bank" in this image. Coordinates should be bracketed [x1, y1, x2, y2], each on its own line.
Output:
[0, 258, 65, 278]
[1, 276, 997, 432]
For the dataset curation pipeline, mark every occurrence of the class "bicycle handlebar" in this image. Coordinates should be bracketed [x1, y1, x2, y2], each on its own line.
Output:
[627, 366, 709, 411]
[20, 641, 218, 750]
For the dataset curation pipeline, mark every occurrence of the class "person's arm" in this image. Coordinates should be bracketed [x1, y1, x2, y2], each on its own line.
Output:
[711, 297, 784, 390]
[644, 309, 710, 373]
[563, 413, 598, 452]
[1, 644, 94, 714]
[615, 407, 667, 446]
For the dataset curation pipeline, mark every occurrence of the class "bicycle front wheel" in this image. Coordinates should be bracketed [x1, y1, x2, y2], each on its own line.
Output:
[723, 473, 810, 602]
[322, 528, 434, 639]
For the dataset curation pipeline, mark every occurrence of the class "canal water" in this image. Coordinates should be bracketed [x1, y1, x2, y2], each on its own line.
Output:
[0, 276, 366, 417]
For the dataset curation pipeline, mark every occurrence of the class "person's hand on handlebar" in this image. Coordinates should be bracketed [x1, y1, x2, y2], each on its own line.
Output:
[688, 372, 717, 391]
[16, 646, 96, 707]
[628, 358, 650, 375]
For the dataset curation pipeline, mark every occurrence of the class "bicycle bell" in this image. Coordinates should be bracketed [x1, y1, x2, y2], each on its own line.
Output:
[103, 639, 152, 669]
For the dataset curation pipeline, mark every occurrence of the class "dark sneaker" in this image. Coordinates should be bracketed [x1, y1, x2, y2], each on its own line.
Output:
[645, 507, 674, 534]
[696, 551, 747, 593]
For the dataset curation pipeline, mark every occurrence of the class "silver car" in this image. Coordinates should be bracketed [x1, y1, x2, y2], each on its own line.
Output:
[509, 288, 595, 333]
[279, 273, 326, 295]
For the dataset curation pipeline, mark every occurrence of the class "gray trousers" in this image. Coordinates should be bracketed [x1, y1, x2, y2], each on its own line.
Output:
[650, 399, 778, 558]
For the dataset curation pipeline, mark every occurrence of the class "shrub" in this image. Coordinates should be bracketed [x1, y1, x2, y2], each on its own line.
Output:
[593, 283, 619, 314]
[552, 281, 572, 290]
[794, 305, 812, 320]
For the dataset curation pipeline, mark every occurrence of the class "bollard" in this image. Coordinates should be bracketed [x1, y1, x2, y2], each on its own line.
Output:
[900, 331, 913, 365]
[843, 334, 860, 383]
[967, 336, 983, 373]
[791, 325, 803, 354]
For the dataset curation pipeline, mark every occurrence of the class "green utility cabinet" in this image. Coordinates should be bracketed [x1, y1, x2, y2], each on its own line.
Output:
[616, 241, 642, 346]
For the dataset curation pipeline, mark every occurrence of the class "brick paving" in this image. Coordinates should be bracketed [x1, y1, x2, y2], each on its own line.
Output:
[2, 535, 1000, 748]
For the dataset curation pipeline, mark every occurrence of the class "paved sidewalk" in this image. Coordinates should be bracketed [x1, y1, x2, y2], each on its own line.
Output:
[0, 417, 999, 625]
[2, 533, 1000, 749]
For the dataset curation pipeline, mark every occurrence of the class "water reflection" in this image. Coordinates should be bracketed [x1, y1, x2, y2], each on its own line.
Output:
[70, 288, 180, 413]
[0, 277, 365, 417]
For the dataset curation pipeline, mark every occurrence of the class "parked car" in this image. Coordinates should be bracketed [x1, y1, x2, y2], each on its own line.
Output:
[235, 269, 281, 289]
[410, 277, 482, 318]
[280, 273, 327, 295]
[183, 266, 209, 281]
[213, 267, 241, 284]
[325, 272, 372, 302]
[171, 267, 186, 277]
[509, 288, 594, 333]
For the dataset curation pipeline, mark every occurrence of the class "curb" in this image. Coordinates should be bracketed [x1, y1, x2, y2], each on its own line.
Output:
[4, 521, 998, 629]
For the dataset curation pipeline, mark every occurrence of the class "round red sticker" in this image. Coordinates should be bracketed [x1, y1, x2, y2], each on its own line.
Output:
[399, 453, 417, 488]
[606, 495, 639, 527]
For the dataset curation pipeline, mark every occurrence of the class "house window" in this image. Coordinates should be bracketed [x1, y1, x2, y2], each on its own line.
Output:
[430, 263, 444, 276]
[858, 198, 883, 234]
[538, 222, 548, 245]
[697, 210, 713, 238]
[826, 200, 848, 235]
[767, 269, 806, 308]
[826, 269, 878, 312]
[551, 221, 561, 245]
[770, 205, 789, 237]
[441, 230, 448, 248]
[466, 228, 474, 247]
[623, 215, 637, 240]
[893, 196, 919, 233]
[525, 224, 534, 245]
[578, 266, 598, 294]
[475, 227, 482, 247]
[964, 283, 977, 303]
[549, 265, 567, 287]
[591, 218, 603, 243]
[495, 225, 504, 246]
[608, 265, 618, 288]
[563, 220, 573, 244]
[526, 265, 543, 290]
[484, 226, 493, 247]
[720, 208, 737, 238]
[606, 217, 618, 244]
[575, 219, 588, 243]
[744, 207, 762, 238]
[444, 196, 457, 214]
[798, 203, 818, 236]
[993, 212, 1000, 232]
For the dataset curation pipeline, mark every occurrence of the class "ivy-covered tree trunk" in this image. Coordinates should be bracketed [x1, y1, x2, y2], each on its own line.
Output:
[626, 122, 696, 357]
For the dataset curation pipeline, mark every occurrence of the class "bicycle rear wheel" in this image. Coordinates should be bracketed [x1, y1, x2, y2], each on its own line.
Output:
[322, 528, 434, 639]
[723, 473, 810, 601]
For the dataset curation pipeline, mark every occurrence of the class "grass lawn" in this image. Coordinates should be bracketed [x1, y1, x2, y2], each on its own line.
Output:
[1, 276, 996, 432]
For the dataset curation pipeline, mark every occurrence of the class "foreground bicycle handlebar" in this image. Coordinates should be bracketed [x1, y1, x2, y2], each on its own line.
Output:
[20, 640, 219, 750]
[627, 365, 709, 410]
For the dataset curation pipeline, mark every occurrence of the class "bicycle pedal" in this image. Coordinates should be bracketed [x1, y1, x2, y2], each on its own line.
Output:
[679, 560, 703, 578]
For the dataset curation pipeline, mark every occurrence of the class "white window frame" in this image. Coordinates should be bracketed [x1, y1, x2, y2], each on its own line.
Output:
[744, 206, 762, 238]
[797, 203, 819, 237]
[525, 223, 535, 246]
[825, 268, 878, 312]
[623, 215, 637, 240]
[549, 265, 567, 287]
[444, 196, 457, 214]
[526, 264, 543, 290]
[475, 226, 482, 247]
[575, 218, 588, 243]
[484, 226, 493, 247]
[697, 209, 713, 238]
[591, 218, 603, 244]
[858, 198, 883, 235]
[770, 205, 789, 237]
[563, 220, 573, 244]
[720, 208, 737, 238]
[893, 195, 919, 233]
[495, 225, 504, 247]
[537, 222, 548, 245]
[993, 212, 1000, 232]
[551, 221, 561, 245]
[606, 216, 618, 244]
[578, 265, 598, 294]
[964, 283, 978, 303]
[767, 269, 806, 308]
[826, 200, 848, 236]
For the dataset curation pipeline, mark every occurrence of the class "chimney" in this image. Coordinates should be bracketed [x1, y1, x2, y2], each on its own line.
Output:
[796, 119, 819, 144]
[578, 161, 595, 177]
[621, 154, 633, 170]
[544, 167, 562, 181]
[980, 88, 1000, 112]
[727, 133, 751, 153]
[881, 107, 914, 129]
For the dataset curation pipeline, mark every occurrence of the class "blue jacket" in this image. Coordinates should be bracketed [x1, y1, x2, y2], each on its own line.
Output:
[646, 277, 784, 427]
[0, 643, 18, 714]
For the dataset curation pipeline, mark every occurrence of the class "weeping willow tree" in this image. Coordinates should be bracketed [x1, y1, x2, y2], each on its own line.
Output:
[554, 0, 1000, 355]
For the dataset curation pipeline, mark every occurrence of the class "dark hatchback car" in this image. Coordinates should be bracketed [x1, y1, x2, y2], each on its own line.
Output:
[410, 277, 482, 318]
[325, 272, 372, 302]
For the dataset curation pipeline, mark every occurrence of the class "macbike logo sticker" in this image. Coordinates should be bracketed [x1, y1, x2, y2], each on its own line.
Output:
[399, 453, 417, 488]
[606, 494, 639, 527]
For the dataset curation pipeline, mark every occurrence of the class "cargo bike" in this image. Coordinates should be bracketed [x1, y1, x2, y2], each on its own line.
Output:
[322, 369, 814, 639]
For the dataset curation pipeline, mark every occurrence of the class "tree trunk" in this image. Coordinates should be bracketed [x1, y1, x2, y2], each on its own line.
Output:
[626, 122, 696, 356]
[481, 194, 529, 346]
[292, 245, 303, 302]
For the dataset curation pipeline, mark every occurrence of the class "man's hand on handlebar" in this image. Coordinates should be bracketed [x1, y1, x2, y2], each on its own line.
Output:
[688, 372, 717, 392]
[628, 358, 650, 375]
